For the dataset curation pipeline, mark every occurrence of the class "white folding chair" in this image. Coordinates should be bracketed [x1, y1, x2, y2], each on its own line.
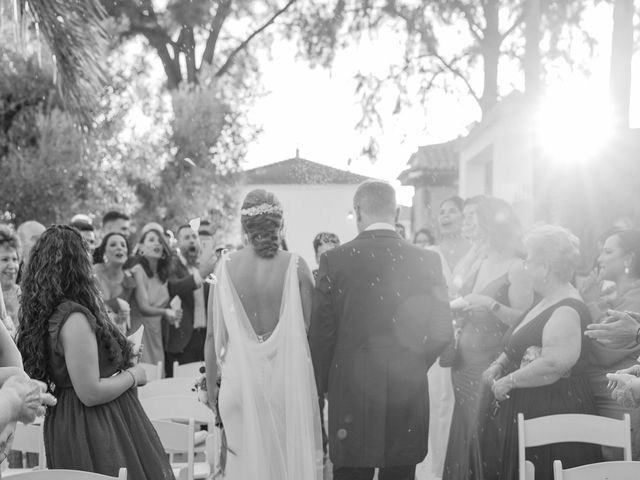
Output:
[554, 460, 640, 479]
[7, 422, 46, 469]
[137, 377, 196, 400]
[5, 468, 127, 479]
[151, 419, 209, 480]
[138, 361, 163, 382]
[518, 413, 632, 480]
[140, 395, 216, 433]
[172, 362, 203, 379]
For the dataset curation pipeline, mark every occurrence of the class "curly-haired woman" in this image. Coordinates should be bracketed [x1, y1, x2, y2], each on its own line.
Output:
[205, 189, 322, 479]
[15, 225, 174, 479]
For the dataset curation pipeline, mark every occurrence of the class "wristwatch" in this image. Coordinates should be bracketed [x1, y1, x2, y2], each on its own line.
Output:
[491, 301, 501, 314]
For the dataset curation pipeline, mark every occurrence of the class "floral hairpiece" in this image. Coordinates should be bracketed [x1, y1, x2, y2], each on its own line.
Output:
[239, 203, 282, 217]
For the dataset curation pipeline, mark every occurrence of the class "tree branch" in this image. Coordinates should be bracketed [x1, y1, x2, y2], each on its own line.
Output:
[184, 27, 197, 84]
[215, 0, 297, 78]
[201, 0, 234, 67]
[431, 51, 481, 107]
[451, 0, 484, 42]
[501, 11, 525, 41]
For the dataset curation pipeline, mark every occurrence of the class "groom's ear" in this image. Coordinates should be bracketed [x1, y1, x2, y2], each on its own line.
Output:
[355, 206, 362, 223]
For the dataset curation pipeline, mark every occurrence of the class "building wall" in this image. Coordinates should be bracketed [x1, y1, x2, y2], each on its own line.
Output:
[459, 117, 535, 228]
[237, 184, 360, 269]
[412, 184, 458, 239]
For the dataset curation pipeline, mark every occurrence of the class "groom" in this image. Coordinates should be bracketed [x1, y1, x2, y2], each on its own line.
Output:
[310, 180, 452, 480]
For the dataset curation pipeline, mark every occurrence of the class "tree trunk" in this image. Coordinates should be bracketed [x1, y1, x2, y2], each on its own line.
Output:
[524, 0, 541, 98]
[480, 0, 500, 117]
[609, 0, 633, 130]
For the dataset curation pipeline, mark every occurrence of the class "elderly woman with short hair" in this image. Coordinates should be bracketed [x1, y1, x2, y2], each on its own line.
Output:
[483, 225, 602, 479]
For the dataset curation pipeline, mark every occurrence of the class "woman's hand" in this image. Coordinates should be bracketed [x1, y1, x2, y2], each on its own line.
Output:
[606, 372, 640, 409]
[462, 293, 493, 315]
[126, 365, 147, 387]
[616, 364, 640, 377]
[585, 310, 640, 346]
[580, 269, 604, 304]
[491, 375, 513, 401]
[164, 308, 182, 327]
[483, 363, 504, 385]
[2, 376, 56, 423]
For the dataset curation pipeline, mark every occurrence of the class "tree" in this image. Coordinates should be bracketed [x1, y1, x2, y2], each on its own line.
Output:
[293, 0, 593, 156]
[12, 0, 111, 125]
[609, 0, 635, 129]
[100, 0, 298, 228]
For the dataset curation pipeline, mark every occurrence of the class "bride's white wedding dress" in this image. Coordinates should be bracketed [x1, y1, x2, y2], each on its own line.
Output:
[211, 253, 323, 480]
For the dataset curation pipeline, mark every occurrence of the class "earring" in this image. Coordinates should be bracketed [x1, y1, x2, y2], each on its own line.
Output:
[625, 265, 630, 275]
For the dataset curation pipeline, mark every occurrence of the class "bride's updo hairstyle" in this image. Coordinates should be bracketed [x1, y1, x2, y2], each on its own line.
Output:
[240, 189, 284, 259]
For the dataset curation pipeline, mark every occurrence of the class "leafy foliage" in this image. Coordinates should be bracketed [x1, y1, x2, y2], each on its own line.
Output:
[292, 0, 596, 158]
[20, 0, 110, 125]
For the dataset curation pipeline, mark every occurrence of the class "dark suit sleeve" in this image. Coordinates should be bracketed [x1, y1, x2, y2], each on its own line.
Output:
[424, 253, 453, 367]
[309, 252, 338, 395]
[168, 273, 198, 298]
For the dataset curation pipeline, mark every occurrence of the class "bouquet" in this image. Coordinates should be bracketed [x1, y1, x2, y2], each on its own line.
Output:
[192, 366, 229, 478]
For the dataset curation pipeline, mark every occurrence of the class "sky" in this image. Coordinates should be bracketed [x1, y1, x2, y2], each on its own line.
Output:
[243, 3, 639, 206]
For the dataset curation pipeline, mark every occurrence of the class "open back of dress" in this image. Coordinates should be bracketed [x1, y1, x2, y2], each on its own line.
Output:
[211, 253, 323, 480]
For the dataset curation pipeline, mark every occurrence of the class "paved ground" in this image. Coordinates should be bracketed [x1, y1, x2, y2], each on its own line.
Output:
[323, 453, 440, 480]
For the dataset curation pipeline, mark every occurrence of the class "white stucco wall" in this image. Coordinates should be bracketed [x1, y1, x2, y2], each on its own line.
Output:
[459, 116, 535, 227]
[236, 183, 360, 269]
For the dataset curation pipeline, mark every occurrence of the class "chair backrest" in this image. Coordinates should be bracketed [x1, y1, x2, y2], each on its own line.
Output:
[137, 377, 196, 400]
[7, 468, 127, 479]
[140, 395, 215, 431]
[172, 362, 203, 379]
[10, 422, 46, 468]
[138, 361, 163, 382]
[151, 419, 195, 480]
[553, 460, 640, 480]
[518, 413, 632, 480]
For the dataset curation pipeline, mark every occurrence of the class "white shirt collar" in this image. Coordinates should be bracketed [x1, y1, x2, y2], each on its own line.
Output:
[364, 222, 396, 232]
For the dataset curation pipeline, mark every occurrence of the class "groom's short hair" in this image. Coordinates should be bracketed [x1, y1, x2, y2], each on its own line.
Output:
[354, 180, 397, 216]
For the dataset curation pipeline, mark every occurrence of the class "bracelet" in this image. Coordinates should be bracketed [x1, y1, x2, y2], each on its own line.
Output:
[635, 327, 640, 345]
[509, 372, 517, 389]
[124, 369, 137, 389]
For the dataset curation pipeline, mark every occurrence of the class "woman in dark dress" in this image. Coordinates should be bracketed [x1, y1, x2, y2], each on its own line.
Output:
[443, 197, 533, 480]
[15, 225, 174, 480]
[484, 225, 602, 479]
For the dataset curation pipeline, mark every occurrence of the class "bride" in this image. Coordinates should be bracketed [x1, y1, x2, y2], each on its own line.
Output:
[204, 189, 323, 479]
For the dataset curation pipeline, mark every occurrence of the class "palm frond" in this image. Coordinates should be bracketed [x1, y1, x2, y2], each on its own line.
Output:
[23, 0, 109, 126]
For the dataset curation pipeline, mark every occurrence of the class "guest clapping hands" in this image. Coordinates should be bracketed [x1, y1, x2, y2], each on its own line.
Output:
[582, 230, 640, 460]
[586, 309, 640, 346]
[0, 376, 56, 425]
[607, 364, 640, 409]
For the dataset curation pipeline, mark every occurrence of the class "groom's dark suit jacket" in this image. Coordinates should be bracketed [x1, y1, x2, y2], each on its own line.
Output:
[310, 229, 452, 468]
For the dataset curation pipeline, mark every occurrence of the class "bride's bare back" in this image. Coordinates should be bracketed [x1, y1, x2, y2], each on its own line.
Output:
[227, 249, 313, 338]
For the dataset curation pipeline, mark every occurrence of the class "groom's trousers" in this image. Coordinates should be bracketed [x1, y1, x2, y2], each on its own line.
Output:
[333, 465, 416, 480]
